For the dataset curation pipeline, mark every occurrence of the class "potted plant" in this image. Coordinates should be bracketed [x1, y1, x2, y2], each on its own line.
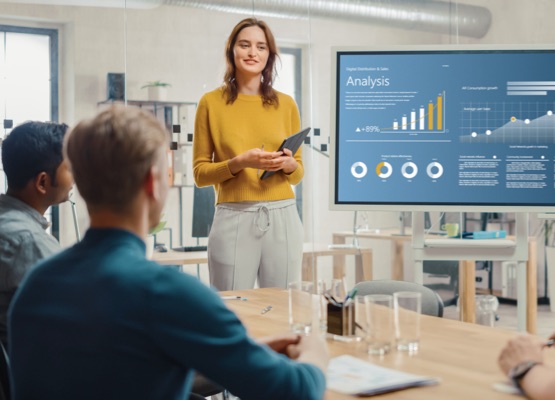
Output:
[141, 81, 171, 101]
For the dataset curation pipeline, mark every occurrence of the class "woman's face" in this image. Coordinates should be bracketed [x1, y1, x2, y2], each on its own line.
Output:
[233, 25, 269, 79]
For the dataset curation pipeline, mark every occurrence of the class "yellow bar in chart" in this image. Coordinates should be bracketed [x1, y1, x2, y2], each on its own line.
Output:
[428, 103, 434, 130]
[437, 94, 443, 130]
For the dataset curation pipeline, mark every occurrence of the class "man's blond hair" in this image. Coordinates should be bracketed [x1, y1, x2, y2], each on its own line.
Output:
[64, 105, 168, 212]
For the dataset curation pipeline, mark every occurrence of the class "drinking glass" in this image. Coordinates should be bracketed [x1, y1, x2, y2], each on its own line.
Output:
[364, 294, 393, 355]
[288, 281, 314, 334]
[394, 291, 422, 352]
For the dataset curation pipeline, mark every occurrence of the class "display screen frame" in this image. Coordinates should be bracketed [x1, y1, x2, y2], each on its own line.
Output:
[330, 45, 555, 212]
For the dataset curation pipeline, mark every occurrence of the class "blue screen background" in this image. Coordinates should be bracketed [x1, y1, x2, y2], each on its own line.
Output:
[335, 50, 555, 207]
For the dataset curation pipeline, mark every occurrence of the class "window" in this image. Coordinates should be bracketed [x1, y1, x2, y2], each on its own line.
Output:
[0, 25, 59, 237]
[275, 47, 302, 114]
[275, 47, 304, 219]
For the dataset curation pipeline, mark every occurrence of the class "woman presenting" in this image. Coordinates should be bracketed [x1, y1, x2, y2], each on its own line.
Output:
[193, 18, 304, 291]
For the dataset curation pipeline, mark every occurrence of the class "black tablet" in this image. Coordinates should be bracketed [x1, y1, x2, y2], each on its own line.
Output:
[260, 127, 311, 180]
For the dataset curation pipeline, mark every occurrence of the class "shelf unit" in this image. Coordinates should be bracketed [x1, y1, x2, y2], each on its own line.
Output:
[98, 99, 197, 248]
[98, 99, 197, 143]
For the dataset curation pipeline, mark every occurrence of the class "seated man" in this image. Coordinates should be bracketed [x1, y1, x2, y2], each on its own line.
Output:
[0, 121, 73, 347]
[9, 105, 328, 400]
[498, 333, 555, 399]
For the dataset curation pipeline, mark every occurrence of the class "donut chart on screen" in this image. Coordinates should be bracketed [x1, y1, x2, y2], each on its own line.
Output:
[401, 162, 418, 179]
[426, 162, 444, 179]
[375, 162, 393, 178]
[350, 161, 368, 179]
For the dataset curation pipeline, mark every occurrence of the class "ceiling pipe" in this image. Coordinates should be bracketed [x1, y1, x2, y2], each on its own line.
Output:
[160, 0, 492, 39]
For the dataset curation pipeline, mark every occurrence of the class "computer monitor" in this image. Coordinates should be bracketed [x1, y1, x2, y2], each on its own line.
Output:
[330, 45, 555, 212]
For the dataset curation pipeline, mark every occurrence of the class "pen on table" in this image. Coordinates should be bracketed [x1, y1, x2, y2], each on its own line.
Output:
[221, 296, 242, 300]
[344, 288, 358, 303]
[261, 305, 272, 314]
[343, 288, 358, 307]
[257, 144, 265, 177]
[325, 294, 342, 307]
[355, 322, 367, 333]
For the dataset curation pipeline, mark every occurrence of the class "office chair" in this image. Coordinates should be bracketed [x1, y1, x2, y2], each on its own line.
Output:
[190, 372, 226, 400]
[0, 341, 10, 400]
[423, 260, 459, 307]
[354, 279, 444, 317]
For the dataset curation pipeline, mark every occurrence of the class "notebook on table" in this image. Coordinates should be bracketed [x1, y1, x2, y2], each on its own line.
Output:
[327, 355, 439, 396]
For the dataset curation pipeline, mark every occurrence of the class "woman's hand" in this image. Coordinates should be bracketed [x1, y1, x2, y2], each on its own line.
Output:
[228, 147, 296, 175]
[279, 148, 298, 174]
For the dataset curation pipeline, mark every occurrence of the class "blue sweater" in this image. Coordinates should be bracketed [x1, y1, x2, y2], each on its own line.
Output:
[9, 228, 325, 400]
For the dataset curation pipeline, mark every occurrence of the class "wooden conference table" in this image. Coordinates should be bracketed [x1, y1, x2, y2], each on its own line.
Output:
[222, 287, 552, 399]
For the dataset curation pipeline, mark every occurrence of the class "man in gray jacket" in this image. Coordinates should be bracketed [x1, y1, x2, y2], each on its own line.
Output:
[0, 121, 73, 346]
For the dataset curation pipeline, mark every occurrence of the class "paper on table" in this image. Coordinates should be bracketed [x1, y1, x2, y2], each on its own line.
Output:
[327, 355, 439, 396]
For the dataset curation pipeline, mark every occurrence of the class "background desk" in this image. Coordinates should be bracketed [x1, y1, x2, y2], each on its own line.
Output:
[302, 243, 372, 284]
[222, 288, 550, 400]
[333, 229, 409, 280]
[153, 246, 373, 286]
[332, 231, 537, 333]
[153, 249, 208, 265]
[153, 250, 208, 279]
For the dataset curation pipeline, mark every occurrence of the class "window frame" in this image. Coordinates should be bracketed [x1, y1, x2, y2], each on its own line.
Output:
[0, 24, 60, 239]
[279, 46, 304, 219]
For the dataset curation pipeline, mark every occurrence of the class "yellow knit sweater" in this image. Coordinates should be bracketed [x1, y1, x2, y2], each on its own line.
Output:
[193, 88, 303, 204]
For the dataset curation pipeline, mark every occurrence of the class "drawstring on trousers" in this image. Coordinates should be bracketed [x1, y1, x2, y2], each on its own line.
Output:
[255, 205, 271, 232]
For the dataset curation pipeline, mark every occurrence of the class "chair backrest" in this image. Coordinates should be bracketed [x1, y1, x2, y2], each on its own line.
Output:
[0, 341, 10, 400]
[353, 280, 444, 317]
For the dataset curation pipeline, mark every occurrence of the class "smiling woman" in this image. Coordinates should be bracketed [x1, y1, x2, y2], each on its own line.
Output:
[193, 17, 305, 292]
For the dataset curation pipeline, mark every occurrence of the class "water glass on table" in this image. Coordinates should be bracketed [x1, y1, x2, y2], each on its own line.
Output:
[353, 295, 367, 349]
[288, 281, 314, 334]
[394, 291, 422, 353]
[364, 294, 394, 355]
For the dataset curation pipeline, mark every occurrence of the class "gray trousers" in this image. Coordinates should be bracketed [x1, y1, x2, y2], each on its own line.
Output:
[208, 199, 303, 291]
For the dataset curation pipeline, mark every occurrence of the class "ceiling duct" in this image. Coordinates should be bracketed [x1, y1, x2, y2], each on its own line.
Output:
[160, 0, 492, 39]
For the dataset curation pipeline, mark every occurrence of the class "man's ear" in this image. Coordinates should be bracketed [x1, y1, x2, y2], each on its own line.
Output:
[34, 172, 49, 195]
[144, 165, 159, 200]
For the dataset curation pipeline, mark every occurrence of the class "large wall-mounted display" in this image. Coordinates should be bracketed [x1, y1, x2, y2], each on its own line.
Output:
[330, 46, 555, 211]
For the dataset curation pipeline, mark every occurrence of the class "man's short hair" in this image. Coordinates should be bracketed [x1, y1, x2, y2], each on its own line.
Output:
[64, 105, 168, 212]
[1, 121, 68, 190]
